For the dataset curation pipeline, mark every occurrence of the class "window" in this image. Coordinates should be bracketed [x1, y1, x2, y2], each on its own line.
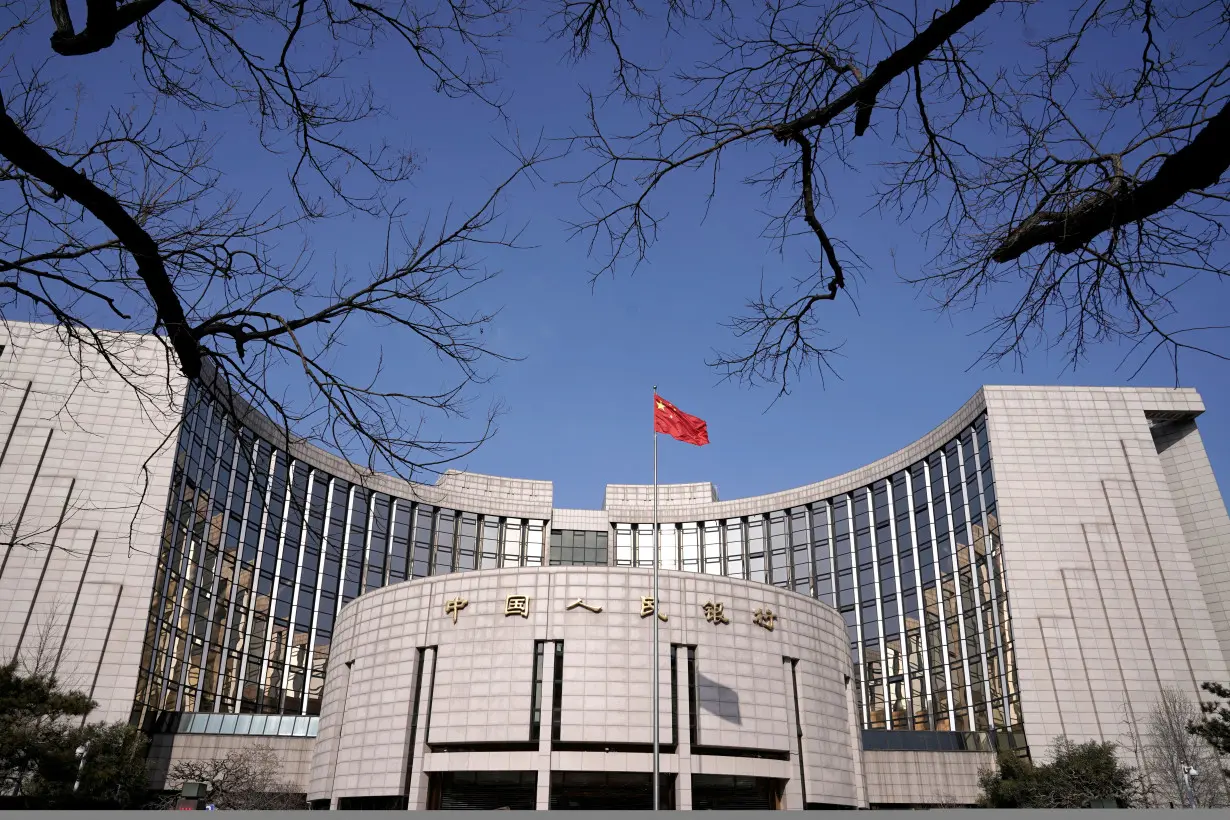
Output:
[635, 524, 654, 567]
[660, 525, 678, 570]
[530, 641, 546, 741]
[412, 506, 433, 579]
[502, 520, 523, 566]
[724, 522, 743, 579]
[768, 514, 789, 586]
[366, 494, 391, 588]
[480, 518, 501, 568]
[455, 513, 477, 572]
[614, 525, 634, 566]
[433, 511, 456, 574]
[682, 525, 700, 573]
[810, 502, 831, 576]
[526, 522, 544, 566]
[549, 530, 609, 566]
[702, 521, 723, 575]
[388, 501, 411, 583]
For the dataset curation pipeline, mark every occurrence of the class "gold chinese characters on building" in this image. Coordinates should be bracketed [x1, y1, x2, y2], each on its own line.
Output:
[437, 591, 775, 630]
[702, 601, 730, 624]
[752, 607, 777, 631]
[443, 597, 468, 624]
[640, 596, 668, 622]
[505, 594, 530, 618]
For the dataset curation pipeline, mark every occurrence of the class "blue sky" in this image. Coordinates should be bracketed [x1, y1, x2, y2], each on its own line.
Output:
[12, 3, 1230, 509]
[361, 7, 1230, 510]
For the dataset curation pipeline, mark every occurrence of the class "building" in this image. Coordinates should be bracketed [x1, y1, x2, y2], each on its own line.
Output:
[2, 319, 1229, 809]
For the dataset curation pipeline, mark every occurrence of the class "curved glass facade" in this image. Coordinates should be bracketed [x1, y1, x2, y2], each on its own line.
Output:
[611, 413, 1024, 746]
[134, 384, 1022, 753]
[133, 383, 546, 725]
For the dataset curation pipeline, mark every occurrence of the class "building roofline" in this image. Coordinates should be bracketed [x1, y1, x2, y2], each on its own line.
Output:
[12, 316, 1198, 525]
[186, 377, 1211, 524]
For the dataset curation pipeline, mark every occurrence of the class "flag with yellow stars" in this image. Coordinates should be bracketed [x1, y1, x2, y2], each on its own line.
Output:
[653, 394, 709, 446]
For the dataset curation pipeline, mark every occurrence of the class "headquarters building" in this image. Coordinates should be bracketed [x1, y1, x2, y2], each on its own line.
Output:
[2, 320, 1229, 809]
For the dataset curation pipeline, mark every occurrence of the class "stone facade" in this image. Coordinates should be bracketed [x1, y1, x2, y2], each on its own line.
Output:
[0, 322, 185, 725]
[307, 567, 859, 810]
[3, 320, 1229, 809]
[147, 734, 314, 794]
[862, 749, 995, 806]
[983, 387, 1230, 755]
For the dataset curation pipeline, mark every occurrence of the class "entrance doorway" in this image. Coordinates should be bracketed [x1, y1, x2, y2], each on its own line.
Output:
[691, 774, 782, 809]
[426, 771, 538, 810]
[549, 771, 676, 810]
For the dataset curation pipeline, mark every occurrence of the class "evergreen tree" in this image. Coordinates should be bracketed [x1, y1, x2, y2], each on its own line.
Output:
[979, 736, 1139, 808]
[1189, 682, 1230, 779]
[0, 660, 148, 808]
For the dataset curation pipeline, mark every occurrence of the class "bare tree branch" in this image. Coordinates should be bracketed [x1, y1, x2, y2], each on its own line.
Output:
[993, 98, 1230, 262]
[564, 0, 1230, 394]
[771, 0, 996, 140]
[49, 0, 168, 56]
[0, 90, 201, 377]
[1, 0, 545, 486]
[158, 743, 305, 810]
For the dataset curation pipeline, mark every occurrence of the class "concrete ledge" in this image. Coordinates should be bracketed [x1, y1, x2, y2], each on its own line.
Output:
[863, 748, 995, 806]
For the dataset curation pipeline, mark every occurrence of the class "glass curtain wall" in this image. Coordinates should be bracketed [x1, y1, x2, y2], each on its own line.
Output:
[133, 383, 545, 726]
[613, 414, 1024, 748]
[136, 385, 1020, 751]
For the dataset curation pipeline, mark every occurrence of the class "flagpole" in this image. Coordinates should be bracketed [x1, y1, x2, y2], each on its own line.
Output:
[652, 385, 660, 812]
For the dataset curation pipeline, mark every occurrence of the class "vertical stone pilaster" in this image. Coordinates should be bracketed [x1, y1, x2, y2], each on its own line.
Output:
[535, 645, 556, 810]
[674, 645, 693, 811]
[405, 647, 436, 810]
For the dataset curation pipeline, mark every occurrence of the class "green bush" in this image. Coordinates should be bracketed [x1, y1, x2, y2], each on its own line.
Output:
[978, 736, 1139, 808]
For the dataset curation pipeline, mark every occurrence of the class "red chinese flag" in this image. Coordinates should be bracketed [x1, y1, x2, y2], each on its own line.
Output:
[654, 394, 709, 446]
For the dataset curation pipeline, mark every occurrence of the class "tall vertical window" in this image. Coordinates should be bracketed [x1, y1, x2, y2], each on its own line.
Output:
[789, 509, 810, 596]
[614, 525, 633, 567]
[412, 505, 434, 579]
[366, 494, 391, 590]
[769, 513, 789, 587]
[635, 524, 654, 567]
[530, 641, 546, 742]
[724, 521, 744, 580]
[702, 522, 722, 575]
[388, 501, 411, 584]
[526, 522, 544, 566]
[457, 514, 478, 572]
[681, 525, 699, 574]
[480, 519, 501, 569]
[746, 518, 766, 585]
[502, 520, 522, 567]
[660, 526, 678, 571]
[433, 511, 456, 575]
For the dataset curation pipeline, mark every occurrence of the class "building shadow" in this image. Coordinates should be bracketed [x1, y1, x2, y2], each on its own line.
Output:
[696, 671, 742, 724]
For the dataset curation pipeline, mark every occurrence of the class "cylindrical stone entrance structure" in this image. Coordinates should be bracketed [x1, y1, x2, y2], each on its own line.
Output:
[308, 566, 860, 810]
